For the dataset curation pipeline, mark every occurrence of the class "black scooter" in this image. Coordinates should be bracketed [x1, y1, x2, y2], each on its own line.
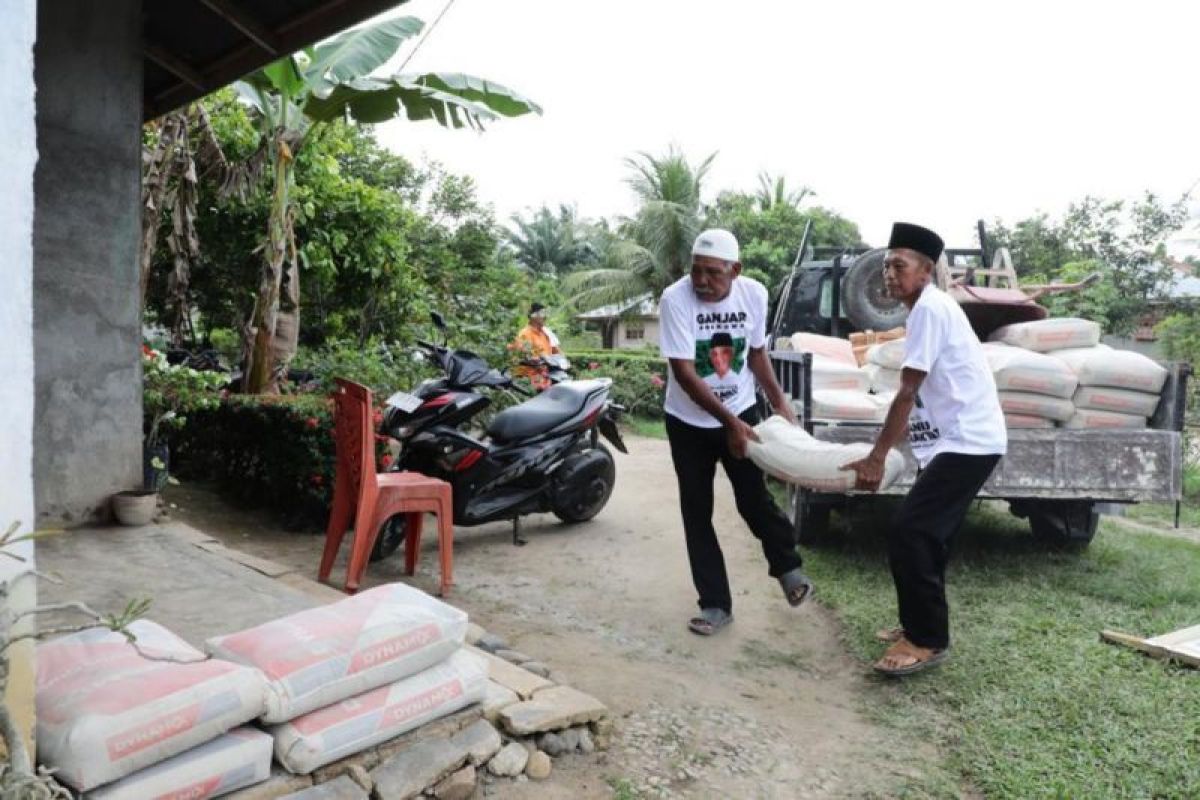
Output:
[373, 314, 626, 558]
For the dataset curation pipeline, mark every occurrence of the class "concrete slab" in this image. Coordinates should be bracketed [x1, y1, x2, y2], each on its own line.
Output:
[37, 522, 320, 645]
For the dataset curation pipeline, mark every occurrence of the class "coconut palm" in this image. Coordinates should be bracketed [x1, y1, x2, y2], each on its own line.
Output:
[565, 146, 715, 310]
[234, 16, 541, 393]
[507, 204, 592, 276]
[755, 171, 813, 211]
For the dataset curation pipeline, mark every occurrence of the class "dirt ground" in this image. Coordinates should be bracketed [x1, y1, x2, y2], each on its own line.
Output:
[167, 436, 944, 798]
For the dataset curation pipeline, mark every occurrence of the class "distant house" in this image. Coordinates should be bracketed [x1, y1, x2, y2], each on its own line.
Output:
[576, 294, 660, 350]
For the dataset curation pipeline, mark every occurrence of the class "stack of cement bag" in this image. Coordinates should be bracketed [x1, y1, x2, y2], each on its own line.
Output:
[785, 333, 889, 423]
[36, 582, 485, 797]
[37, 620, 272, 798]
[207, 582, 485, 775]
[988, 318, 1167, 429]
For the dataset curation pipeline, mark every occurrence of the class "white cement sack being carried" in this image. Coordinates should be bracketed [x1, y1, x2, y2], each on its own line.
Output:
[272, 649, 487, 774]
[983, 344, 1078, 399]
[988, 318, 1101, 352]
[36, 620, 267, 792]
[1063, 409, 1147, 430]
[747, 415, 905, 492]
[1072, 386, 1160, 418]
[1004, 414, 1056, 429]
[90, 727, 272, 800]
[207, 583, 467, 724]
[863, 363, 902, 395]
[806, 389, 891, 423]
[1052, 345, 1169, 393]
[997, 391, 1075, 423]
[809, 355, 872, 393]
[790, 332, 857, 365]
[866, 338, 907, 371]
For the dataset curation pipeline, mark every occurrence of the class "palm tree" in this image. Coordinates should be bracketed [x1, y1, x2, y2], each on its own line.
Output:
[755, 171, 813, 211]
[507, 204, 591, 276]
[565, 146, 714, 310]
[234, 16, 541, 393]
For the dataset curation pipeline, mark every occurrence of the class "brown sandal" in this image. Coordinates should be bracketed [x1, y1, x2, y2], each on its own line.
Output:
[873, 637, 949, 677]
[874, 626, 904, 643]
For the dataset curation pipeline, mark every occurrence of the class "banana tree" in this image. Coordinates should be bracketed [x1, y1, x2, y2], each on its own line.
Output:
[235, 16, 540, 393]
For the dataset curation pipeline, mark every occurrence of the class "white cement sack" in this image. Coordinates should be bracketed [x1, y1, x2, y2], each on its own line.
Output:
[997, 391, 1075, 423]
[36, 620, 267, 792]
[983, 344, 1078, 399]
[988, 318, 1101, 352]
[790, 332, 857, 365]
[90, 727, 272, 800]
[863, 363, 902, 395]
[1004, 414, 1056, 429]
[810, 356, 872, 393]
[207, 583, 467, 724]
[1052, 345, 1169, 393]
[1063, 409, 1147, 430]
[272, 649, 487, 774]
[747, 415, 905, 492]
[806, 389, 891, 423]
[866, 338, 907, 371]
[1072, 386, 1160, 418]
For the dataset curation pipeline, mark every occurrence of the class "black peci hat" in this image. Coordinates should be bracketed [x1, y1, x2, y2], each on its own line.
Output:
[529, 302, 546, 315]
[710, 332, 734, 348]
[887, 222, 944, 263]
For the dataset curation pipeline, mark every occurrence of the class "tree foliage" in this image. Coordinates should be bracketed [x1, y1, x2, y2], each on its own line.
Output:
[506, 204, 595, 276]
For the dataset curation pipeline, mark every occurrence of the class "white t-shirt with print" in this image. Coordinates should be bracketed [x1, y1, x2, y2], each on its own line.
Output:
[659, 275, 768, 428]
[902, 284, 1007, 467]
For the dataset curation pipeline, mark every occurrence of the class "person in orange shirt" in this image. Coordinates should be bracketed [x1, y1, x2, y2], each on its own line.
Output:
[511, 303, 561, 389]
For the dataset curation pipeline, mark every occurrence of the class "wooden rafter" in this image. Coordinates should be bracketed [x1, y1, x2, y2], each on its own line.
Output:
[198, 0, 281, 55]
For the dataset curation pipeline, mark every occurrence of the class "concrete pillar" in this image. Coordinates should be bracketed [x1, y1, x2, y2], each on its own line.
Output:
[33, 0, 143, 522]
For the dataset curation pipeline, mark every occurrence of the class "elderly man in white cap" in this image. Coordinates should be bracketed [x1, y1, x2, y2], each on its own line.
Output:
[659, 229, 814, 636]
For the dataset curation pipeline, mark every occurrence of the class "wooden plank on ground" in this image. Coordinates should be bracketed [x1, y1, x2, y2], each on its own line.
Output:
[1101, 626, 1200, 668]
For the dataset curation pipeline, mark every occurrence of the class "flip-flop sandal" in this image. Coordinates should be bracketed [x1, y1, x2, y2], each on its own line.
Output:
[687, 608, 733, 636]
[874, 626, 904, 643]
[779, 569, 814, 608]
[873, 640, 950, 677]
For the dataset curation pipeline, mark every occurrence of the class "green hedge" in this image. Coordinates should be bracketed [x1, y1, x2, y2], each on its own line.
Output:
[570, 350, 667, 419]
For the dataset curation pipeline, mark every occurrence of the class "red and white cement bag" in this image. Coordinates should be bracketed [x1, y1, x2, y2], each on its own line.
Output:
[271, 649, 487, 774]
[810, 356, 871, 393]
[806, 390, 890, 423]
[36, 621, 267, 792]
[790, 332, 857, 366]
[983, 344, 1078, 399]
[863, 363, 902, 395]
[1004, 414, 1056, 429]
[1051, 345, 1169, 393]
[997, 391, 1075, 423]
[1063, 409, 1147, 430]
[1072, 386, 1160, 418]
[206, 582, 467, 724]
[866, 338, 907, 371]
[90, 727, 272, 800]
[988, 318, 1101, 352]
[747, 415, 905, 492]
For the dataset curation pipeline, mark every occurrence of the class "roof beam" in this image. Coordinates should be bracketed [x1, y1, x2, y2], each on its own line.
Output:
[198, 0, 282, 55]
[144, 45, 209, 94]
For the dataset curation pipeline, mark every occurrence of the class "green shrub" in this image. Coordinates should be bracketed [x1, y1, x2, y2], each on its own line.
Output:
[570, 351, 667, 418]
[292, 339, 433, 397]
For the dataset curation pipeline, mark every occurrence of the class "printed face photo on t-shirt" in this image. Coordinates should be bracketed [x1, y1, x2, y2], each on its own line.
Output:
[695, 333, 746, 380]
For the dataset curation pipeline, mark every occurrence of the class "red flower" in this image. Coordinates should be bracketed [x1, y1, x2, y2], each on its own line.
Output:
[589, 362, 600, 370]
[305, 417, 320, 430]
[141, 344, 154, 357]
[380, 454, 394, 469]
[309, 474, 324, 486]
[650, 374, 665, 388]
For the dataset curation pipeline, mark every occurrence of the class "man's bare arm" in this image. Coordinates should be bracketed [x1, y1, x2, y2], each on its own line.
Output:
[841, 367, 927, 491]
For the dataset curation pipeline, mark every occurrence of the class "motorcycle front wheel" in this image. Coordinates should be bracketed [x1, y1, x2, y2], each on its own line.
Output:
[371, 515, 408, 562]
[551, 444, 616, 523]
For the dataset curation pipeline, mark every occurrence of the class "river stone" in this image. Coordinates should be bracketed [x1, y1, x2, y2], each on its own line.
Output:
[498, 686, 609, 735]
[370, 737, 470, 800]
[431, 765, 477, 800]
[536, 732, 566, 757]
[454, 719, 502, 767]
[525, 751, 552, 781]
[519, 661, 551, 678]
[578, 728, 596, 754]
[486, 743, 528, 777]
[280, 776, 366, 800]
[475, 633, 508, 653]
[559, 727, 581, 753]
[495, 649, 532, 665]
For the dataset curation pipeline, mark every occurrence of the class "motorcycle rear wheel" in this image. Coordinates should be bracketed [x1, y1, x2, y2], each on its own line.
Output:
[371, 515, 408, 562]
[552, 444, 616, 523]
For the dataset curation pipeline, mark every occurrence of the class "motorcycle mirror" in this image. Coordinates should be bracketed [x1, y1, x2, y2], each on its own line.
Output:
[410, 350, 426, 363]
[430, 311, 447, 330]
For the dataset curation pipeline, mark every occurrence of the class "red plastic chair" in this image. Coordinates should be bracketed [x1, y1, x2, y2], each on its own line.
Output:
[318, 378, 455, 596]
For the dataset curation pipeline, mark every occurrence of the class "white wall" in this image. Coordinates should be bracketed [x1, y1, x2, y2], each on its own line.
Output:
[0, 0, 40, 758]
[618, 318, 660, 350]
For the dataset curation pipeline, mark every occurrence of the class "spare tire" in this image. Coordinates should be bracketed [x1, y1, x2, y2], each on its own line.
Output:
[841, 248, 910, 332]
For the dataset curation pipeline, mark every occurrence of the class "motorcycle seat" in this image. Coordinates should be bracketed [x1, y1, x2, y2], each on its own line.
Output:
[487, 380, 606, 442]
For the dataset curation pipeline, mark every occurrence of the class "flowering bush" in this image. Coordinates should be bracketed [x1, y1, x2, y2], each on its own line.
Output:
[571, 350, 668, 419]
[142, 345, 227, 444]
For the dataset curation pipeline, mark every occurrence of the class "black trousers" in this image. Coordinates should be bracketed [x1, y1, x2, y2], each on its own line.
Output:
[665, 408, 802, 614]
[889, 451, 1001, 650]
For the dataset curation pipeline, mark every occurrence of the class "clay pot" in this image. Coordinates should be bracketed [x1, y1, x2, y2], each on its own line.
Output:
[111, 490, 158, 527]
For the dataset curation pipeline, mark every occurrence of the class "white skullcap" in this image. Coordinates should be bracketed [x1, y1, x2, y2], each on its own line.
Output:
[692, 229, 739, 263]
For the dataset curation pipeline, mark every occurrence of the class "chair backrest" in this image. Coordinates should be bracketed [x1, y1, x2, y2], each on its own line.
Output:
[331, 378, 377, 503]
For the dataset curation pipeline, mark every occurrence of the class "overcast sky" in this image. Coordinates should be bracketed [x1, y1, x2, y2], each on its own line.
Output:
[374, 0, 1200, 252]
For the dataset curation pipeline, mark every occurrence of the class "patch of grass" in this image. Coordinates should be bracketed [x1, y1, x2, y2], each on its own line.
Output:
[624, 415, 666, 440]
[605, 776, 642, 799]
[805, 505, 1200, 798]
[1126, 500, 1200, 529]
